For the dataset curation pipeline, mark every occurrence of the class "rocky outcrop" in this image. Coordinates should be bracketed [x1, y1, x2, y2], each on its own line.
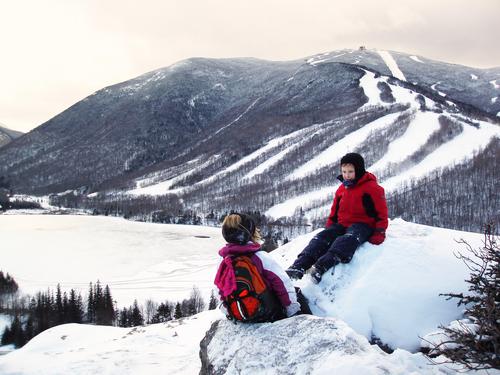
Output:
[200, 315, 380, 374]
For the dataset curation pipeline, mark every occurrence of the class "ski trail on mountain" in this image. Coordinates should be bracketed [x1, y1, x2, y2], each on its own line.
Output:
[377, 50, 406, 81]
[213, 97, 261, 136]
[368, 111, 441, 174]
[287, 112, 401, 181]
[359, 70, 384, 107]
[381, 119, 500, 192]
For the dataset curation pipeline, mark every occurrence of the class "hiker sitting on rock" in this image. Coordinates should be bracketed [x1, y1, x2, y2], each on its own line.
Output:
[286, 152, 388, 284]
[214, 213, 310, 322]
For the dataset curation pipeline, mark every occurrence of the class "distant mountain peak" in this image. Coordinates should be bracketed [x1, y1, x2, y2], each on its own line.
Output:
[0, 123, 23, 148]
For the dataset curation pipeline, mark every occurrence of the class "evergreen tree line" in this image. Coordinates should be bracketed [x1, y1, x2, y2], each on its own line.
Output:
[1, 285, 85, 348]
[1, 278, 218, 349]
[118, 288, 218, 328]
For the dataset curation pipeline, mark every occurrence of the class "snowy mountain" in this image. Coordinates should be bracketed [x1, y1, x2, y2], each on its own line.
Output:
[0, 216, 495, 374]
[305, 49, 500, 116]
[0, 123, 23, 148]
[0, 49, 498, 231]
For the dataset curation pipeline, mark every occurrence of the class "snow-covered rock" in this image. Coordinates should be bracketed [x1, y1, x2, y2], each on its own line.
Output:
[200, 315, 494, 374]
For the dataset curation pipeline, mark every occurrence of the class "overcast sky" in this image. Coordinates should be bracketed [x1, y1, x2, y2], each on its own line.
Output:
[1, 0, 499, 133]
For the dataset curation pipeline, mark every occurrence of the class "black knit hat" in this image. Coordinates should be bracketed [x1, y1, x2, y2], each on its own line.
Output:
[222, 213, 256, 245]
[340, 153, 366, 179]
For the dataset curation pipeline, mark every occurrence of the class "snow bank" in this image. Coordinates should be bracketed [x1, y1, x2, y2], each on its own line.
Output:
[0, 310, 221, 375]
[272, 218, 486, 351]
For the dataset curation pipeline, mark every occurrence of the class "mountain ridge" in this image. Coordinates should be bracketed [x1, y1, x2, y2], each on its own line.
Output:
[0, 49, 498, 232]
[0, 124, 23, 149]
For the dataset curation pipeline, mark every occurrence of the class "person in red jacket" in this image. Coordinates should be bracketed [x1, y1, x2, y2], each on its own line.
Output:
[286, 153, 388, 283]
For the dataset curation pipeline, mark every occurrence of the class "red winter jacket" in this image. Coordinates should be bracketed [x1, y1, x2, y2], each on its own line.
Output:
[326, 172, 388, 231]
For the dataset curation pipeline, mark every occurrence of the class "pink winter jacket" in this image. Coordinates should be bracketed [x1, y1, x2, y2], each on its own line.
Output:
[214, 242, 300, 316]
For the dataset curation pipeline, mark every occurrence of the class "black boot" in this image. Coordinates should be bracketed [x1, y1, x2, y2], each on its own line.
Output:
[286, 267, 305, 280]
[310, 265, 326, 284]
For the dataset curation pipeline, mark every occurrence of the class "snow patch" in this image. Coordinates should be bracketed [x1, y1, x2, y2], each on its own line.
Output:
[409, 55, 424, 63]
[244, 143, 299, 179]
[310, 58, 328, 66]
[266, 186, 334, 219]
[128, 157, 218, 196]
[212, 83, 225, 90]
[120, 70, 168, 93]
[430, 82, 446, 97]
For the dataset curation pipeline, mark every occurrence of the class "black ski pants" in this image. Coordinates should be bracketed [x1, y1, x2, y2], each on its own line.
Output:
[292, 223, 373, 273]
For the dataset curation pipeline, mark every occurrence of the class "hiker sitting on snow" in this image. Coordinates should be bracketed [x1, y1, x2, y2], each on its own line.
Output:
[214, 213, 310, 322]
[286, 152, 388, 284]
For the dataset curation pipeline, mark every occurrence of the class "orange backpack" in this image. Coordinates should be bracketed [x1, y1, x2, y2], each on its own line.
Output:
[224, 255, 283, 323]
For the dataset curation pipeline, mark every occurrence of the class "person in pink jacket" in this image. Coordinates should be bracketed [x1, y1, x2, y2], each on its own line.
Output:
[214, 213, 306, 321]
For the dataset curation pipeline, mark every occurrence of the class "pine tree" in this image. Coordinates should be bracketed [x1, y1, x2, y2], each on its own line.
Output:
[1, 325, 12, 346]
[62, 292, 69, 323]
[68, 289, 84, 323]
[24, 316, 35, 342]
[87, 282, 95, 323]
[130, 300, 144, 326]
[0, 271, 5, 294]
[11, 316, 26, 348]
[102, 285, 115, 325]
[118, 307, 129, 327]
[427, 224, 500, 370]
[174, 302, 183, 319]
[55, 284, 64, 324]
[208, 290, 218, 310]
[155, 302, 172, 322]
[94, 281, 104, 324]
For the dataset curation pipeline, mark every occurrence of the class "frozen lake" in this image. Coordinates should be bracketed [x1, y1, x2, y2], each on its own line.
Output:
[0, 215, 225, 307]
